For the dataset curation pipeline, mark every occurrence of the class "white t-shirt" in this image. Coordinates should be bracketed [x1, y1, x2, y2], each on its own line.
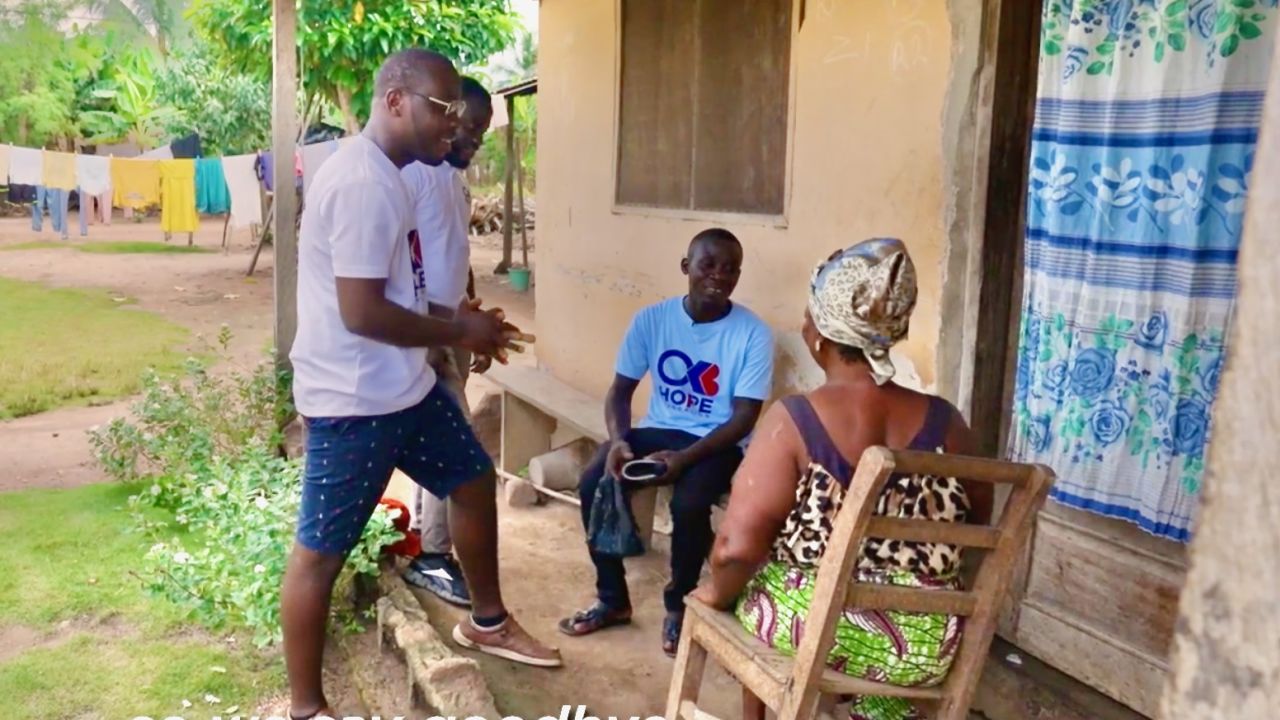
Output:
[401, 161, 471, 308]
[290, 135, 436, 417]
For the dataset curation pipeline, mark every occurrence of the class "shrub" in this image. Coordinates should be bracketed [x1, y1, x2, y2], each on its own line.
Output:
[90, 329, 401, 646]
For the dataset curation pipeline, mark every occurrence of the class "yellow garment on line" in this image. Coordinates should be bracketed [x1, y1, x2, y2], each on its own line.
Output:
[159, 159, 198, 233]
[43, 151, 77, 190]
[112, 157, 161, 209]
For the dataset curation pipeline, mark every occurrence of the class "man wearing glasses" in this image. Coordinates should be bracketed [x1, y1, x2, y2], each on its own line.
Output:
[283, 50, 561, 720]
[400, 76, 496, 607]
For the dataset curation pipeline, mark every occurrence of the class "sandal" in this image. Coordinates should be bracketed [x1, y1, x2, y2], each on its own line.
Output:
[557, 601, 632, 637]
[662, 613, 684, 657]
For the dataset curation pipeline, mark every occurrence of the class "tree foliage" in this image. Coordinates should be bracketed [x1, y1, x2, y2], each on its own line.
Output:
[188, 0, 521, 131]
[0, 1, 110, 147]
[154, 45, 270, 156]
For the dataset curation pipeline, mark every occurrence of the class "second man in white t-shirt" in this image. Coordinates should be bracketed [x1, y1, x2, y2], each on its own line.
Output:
[398, 77, 495, 607]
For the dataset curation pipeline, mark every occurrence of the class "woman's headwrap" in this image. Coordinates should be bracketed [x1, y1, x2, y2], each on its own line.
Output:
[807, 237, 918, 385]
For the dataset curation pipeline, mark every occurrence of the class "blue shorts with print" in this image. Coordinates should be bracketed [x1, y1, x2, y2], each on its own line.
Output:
[297, 383, 493, 556]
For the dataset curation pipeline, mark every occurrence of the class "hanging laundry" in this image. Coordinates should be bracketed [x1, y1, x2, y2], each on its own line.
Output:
[300, 140, 338, 193]
[195, 157, 231, 214]
[9, 146, 43, 186]
[256, 150, 303, 192]
[0, 144, 10, 182]
[78, 155, 113, 226]
[222, 154, 263, 229]
[112, 157, 161, 209]
[139, 145, 174, 160]
[8, 184, 36, 203]
[75, 155, 112, 195]
[42, 151, 77, 191]
[159, 159, 198, 233]
[170, 134, 202, 159]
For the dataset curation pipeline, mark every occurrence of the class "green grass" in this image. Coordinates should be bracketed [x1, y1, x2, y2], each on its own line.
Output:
[0, 278, 190, 419]
[1, 241, 63, 251]
[79, 241, 211, 255]
[2, 240, 210, 254]
[0, 483, 175, 627]
[0, 484, 283, 720]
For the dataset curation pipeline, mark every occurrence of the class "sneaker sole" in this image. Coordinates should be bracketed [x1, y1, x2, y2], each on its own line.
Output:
[401, 571, 473, 608]
[452, 624, 564, 668]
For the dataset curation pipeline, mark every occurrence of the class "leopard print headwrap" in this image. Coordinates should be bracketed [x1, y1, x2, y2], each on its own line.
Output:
[807, 238, 917, 385]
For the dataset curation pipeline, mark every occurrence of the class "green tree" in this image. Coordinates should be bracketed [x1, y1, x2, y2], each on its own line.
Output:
[154, 44, 271, 156]
[0, 1, 106, 147]
[78, 48, 181, 149]
[188, 0, 521, 133]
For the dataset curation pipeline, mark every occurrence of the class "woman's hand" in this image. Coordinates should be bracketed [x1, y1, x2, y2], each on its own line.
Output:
[689, 583, 728, 610]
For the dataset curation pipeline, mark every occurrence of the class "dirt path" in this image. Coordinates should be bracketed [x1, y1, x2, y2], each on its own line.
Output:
[0, 216, 534, 493]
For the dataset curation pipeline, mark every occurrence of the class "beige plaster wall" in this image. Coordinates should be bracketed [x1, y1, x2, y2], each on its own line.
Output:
[535, 0, 958, 400]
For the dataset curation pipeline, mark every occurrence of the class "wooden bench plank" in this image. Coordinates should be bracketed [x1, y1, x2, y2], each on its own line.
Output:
[485, 364, 608, 441]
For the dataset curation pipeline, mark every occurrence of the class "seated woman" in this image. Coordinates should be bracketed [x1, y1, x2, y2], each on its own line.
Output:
[690, 238, 994, 720]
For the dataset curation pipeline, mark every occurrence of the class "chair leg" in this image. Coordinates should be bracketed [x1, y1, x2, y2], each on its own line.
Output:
[743, 688, 766, 720]
[665, 621, 708, 720]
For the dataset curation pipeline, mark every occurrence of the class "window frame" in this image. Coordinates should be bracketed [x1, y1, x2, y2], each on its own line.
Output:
[609, 0, 802, 227]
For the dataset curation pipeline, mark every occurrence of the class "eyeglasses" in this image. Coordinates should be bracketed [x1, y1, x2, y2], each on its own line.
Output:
[402, 90, 467, 119]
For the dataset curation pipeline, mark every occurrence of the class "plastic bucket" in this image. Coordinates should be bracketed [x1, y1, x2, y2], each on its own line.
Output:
[509, 267, 531, 292]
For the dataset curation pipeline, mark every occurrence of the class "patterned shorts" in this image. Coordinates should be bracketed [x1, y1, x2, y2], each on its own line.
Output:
[297, 384, 493, 556]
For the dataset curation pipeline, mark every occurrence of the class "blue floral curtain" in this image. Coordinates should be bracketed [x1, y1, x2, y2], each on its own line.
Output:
[1008, 0, 1277, 542]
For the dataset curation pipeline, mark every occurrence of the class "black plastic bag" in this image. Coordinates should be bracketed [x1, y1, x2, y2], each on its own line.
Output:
[586, 472, 646, 558]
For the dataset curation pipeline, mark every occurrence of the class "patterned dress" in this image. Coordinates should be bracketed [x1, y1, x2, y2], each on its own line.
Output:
[735, 395, 971, 720]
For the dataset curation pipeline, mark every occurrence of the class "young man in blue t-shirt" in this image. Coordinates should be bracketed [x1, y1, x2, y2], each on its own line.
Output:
[557, 228, 774, 656]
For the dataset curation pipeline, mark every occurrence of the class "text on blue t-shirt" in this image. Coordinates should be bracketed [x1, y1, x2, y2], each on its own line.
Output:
[615, 297, 774, 438]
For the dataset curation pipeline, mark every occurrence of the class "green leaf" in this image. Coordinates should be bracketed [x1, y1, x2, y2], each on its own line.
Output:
[1216, 10, 1236, 33]
[1098, 40, 1116, 56]
[1149, 25, 1160, 39]
[1221, 33, 1242, 56]
[1252, 13, 1267, 22]
[1155, 41, 1166, 62]
[1231, 0, 1255, 8]
[1043, 40, 1063, 56]
[1164, 0, 1187, 17]
[1239, 22, 1262, 39]
[1169, 32, 1187, 51]
[1087, 60, 1109, 75]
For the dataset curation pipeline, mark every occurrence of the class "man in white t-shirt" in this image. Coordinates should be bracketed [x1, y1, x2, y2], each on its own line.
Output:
[557, 229, 774, 657]
[399, 77, 494, 607]
[284, 50, 560, 720]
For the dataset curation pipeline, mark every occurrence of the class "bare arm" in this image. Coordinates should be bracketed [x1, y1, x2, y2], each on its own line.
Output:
[694, 402, 802, 610]
[944, 408, 994, 525]
[649, 397, 764, 483]
[605, 374, 639, 442]
[336, 278, 526, 360]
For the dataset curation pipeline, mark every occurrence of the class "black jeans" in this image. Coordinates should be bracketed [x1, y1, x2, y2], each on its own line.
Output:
[578, 427, 741, 614]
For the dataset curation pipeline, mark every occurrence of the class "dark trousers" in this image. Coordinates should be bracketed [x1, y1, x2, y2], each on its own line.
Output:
[578, 427, 741, 614]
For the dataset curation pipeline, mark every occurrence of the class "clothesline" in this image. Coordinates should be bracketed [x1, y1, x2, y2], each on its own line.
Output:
[0, 136, 351, 238]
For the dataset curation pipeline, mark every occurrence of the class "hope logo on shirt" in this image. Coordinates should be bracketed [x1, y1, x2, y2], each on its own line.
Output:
[656, 349, 721, 416]
[407, 229, 426, 300]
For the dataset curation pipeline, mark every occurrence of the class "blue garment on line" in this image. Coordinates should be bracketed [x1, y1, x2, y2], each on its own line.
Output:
[195, 158, 231, 214]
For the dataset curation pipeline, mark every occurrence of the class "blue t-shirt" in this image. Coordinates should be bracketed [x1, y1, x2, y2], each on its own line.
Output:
[616, 297, 774, 438]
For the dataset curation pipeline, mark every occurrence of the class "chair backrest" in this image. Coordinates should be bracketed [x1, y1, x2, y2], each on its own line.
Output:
[779, 447, 1053, 720]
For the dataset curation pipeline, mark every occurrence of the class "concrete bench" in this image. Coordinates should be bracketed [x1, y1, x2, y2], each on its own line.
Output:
[484, 363, 666, 545]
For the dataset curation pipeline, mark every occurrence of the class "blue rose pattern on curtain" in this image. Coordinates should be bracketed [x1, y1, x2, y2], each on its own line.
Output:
[1009, 0, 1277, 542]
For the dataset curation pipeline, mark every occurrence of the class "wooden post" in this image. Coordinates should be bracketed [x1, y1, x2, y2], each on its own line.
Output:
[1162, 39, 1280, 719]
[497, 93, 517, 275]
[516, 133, 530, 268]
[272, 0, 299, 368]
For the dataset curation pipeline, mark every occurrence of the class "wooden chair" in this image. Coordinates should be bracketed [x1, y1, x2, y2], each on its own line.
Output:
[666, 447, 1053, 720]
